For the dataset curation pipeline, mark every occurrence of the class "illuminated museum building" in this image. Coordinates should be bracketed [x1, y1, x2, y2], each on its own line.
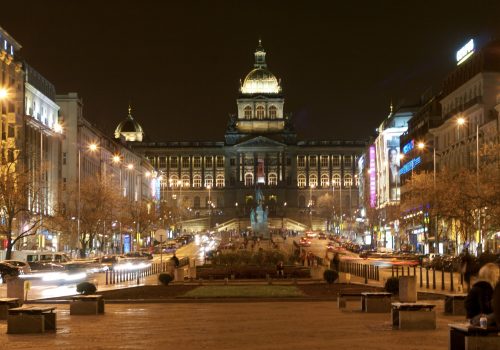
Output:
[118, 42, 366, 230]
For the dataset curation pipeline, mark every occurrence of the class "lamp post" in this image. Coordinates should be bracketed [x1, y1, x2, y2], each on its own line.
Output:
[309, 184, 315, 229]
[207, 184, 212, 229]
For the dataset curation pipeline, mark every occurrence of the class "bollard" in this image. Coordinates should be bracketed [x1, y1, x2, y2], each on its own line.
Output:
[137, 271, 140, 285]
[105, 270, 109, 285]
[391, 265, 394, 277]
[413, 266, 416, 278]
[441, 269, 445, 290]
[396, 266, 399, 278]
[450, 268, 454, 292]
[401, 266, 405, 276]
[364, 265, 368, 284]
[376, 266, 379, 281]
[420, 266, 423, 287]
[432, 268, 436, 290]
[407, 266, 410, 276]
[426, 268, 429, 288]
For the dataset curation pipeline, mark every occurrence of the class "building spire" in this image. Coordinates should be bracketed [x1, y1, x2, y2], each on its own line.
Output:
[254, 38, 267, 69]
[389, 100, 393, 114]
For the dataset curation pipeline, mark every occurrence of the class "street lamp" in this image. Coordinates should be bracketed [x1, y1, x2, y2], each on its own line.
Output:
[0, 87, 8, 100]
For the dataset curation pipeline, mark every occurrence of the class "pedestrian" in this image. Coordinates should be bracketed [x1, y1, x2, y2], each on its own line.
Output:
[461, 249, 473, 292]
[464, 263, 499, 326]
[171, 253, 180, 267]
[331, 252, 340, 272]
[276, 261, 284, 278]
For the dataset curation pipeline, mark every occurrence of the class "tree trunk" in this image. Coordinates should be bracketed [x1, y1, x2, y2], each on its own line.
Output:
[5, 236, 13, 260]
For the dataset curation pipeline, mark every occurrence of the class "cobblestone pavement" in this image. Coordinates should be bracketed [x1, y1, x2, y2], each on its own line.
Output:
[0, 300, 464, 350]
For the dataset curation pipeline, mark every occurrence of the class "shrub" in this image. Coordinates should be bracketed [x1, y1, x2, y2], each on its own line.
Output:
[323, 269, 339, 285]
[158, 273, 173, 285]
[76, 282, 97, 295]
[384, 277, 399, 294]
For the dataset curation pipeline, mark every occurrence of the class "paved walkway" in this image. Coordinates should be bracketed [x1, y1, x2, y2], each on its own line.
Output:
[0, 299, 464, 350]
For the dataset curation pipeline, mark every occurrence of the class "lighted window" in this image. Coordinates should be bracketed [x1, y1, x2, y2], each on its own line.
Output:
[269, 106, 277, 119]
[297, 174, 306, 188]
[159, 157, 167, 168]
[182, 175, 190, 187]
[332, 174, 341, 188]
[344, 156, 352, 168]
[321, 174, 329, 187]
[193, 156, 201, 168]
[297, 156, 305, 167]
[215, 175, 224, 188]
[256, 106, 265, 119]
[309, 156, 317, 167]
[245, 173, 254, 186]
[170, 157, 178, 168]
[244, 106, 252, 119]
[320, 155, 329, 167]
[332, 155, 340, 167]
[309, 174, 318, 188]
[205, 175, 213, 188]
[268, 173, 277, 186]
[193, 175, 202, 188]
[344, 174, 352, 187]
[182, 157, 190, 168]
[355, 175, 359, 187]
[170, 175, 179, 188]
[216, 156, 224, 168]
[205, 156, 213, 168]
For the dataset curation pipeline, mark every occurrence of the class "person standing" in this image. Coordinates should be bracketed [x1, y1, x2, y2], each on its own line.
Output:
[464, 263, 499, 325]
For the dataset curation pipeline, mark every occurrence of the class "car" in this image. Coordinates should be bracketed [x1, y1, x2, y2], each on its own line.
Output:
[27, 261, 66, 272]
[0, 262, 21, 282]
[318, 233, 327, 240]
[1, 260, 31, 274]
[305, 231, 317, 239]
[299, 237, 311, 247]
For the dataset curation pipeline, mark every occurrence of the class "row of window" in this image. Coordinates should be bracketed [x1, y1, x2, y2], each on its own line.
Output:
[244, 173, 278, 186]
[442, 82, 482, 116]
[161, 175, 225, 188]
[154, 156, 225, 169]
[297, 155, 353, 168]
[243, 105, 278, 119]
[297, 174, 357, 188]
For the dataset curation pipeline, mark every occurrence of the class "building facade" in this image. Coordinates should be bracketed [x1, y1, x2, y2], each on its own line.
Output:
[123, 42, 366, 233]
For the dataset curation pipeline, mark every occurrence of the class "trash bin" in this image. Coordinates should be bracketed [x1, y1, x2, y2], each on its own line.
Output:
[6, 276, 25, 301]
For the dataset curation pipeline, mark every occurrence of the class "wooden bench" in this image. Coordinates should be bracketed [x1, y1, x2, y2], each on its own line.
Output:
[449, 323, 500, 350]
[361, 292, 392, 313]
[0, 298, 21, 320]
[70, 295, 105, 315]
[392, 302, 436, 330]
[7, 306, 56, 334]
[444, 294, 467, 316]
[337, 292, 363, 309]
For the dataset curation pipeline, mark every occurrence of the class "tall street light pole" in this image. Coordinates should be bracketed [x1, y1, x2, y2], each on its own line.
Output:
[78, 142, 97, 256]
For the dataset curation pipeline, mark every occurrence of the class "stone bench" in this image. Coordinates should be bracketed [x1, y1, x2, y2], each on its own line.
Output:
[444, 294, 467, 316]
[0, 298, 21, 320]
[449, 323, 500, 350]
[361, 292, 392, 313]
[337, 292, 363, 309]
[7, 306, 56, 334]
[70, 295, 105, 315]
[392, 302, 436, 330]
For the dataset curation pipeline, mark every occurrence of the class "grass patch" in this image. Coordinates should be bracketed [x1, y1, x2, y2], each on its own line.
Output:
[182, 285, 304, 298]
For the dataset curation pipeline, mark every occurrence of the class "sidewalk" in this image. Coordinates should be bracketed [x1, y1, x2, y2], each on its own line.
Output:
[0, 300, 463, 350]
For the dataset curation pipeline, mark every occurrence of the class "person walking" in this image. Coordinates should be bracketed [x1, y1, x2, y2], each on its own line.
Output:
[171, 253, 180, 267]
[276, 261, 284, 278]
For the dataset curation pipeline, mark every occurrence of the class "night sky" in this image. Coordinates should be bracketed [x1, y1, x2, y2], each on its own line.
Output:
[1, 1, 499, 142]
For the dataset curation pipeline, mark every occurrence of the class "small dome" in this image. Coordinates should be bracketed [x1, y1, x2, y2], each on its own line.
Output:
[115, 106, 144, 142]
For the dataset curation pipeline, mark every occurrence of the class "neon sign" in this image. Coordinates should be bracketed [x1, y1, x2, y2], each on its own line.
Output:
[369, 146, 376, 208]
[456, 39, 474, 65]
[399, 157, 421, 175]
[402, 140, 414, 154]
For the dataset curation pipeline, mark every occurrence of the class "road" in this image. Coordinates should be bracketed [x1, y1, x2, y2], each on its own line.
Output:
[0, 236, 212, 300]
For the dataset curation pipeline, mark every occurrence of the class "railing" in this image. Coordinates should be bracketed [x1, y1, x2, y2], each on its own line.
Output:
[105, 259, 189, 286]
[338, 261, 380, 283]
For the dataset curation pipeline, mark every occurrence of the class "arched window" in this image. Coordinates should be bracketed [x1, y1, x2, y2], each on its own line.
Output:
[298, 195, 306, 208]
[245, 173, 254, 186]
[170, 175, 179, 188]
[344, 174, 353, 188]
[204, 175, 213, 188]
[256, 105, 265, 119]
[269, 106, 277, 119]
[181, 175, 190, 188]
[268, 173, 277, 186]
[297, 174, 306, 188]
[321, 174, 329, 187]
[216, 175, 225, 188]
[193, 175, 202, 188]
[309, 174, 318, 188]
[244, 106, 252, 119]
[193, 196, 200, 209]
[332, 174, 341, 188]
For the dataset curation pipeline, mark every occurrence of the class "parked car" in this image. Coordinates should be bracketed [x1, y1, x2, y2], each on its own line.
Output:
[0, 262, 21, 282]
[1, 260, 31, 274]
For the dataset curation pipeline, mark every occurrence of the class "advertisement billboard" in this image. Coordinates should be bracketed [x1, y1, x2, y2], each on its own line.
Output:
[387, 136, 400, 201]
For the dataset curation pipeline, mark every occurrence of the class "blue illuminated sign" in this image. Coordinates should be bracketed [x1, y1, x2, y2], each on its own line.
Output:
[123, 235, 131, 253]
[402, 140, 414, 154]
[399, 156, 421, 175]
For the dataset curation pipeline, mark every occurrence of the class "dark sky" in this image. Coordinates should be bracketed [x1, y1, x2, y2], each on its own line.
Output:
[1, 1, 499, 142]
